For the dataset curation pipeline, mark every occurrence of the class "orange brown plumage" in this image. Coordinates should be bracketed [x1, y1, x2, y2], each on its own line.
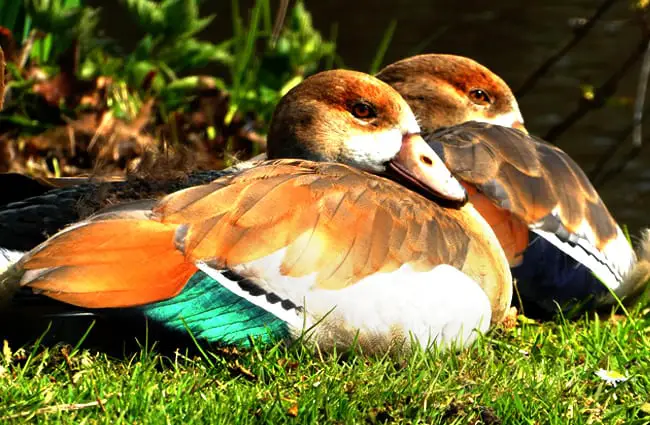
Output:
[377, 54, 644, 315]
[430, 122, 619, 253]
[1, 68, 515, 351]
[377, 54, 523, 131]
[18, 159, 511, 322]
[23, 220, 197, 307]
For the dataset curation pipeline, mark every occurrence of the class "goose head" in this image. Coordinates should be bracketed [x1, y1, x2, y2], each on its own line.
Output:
[266, 69, 467, 204]
[376, 54, 526, 133]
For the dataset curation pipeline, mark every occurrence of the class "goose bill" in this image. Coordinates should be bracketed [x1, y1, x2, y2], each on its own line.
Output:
[387, 134, 468, 204]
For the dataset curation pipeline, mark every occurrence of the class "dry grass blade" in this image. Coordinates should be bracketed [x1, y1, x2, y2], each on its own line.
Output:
[0, 394, 116, 420]
[18, 29, 37, 70]
[271, 0, 290, 45]
[633, 39, 650, 147]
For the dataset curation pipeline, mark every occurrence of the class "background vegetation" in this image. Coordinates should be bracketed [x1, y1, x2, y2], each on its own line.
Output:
[0, 0, 336, 176]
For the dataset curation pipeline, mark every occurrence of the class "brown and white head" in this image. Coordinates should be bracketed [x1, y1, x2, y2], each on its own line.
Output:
[266, 69, 467, 203]
[376, 54, 526, 134]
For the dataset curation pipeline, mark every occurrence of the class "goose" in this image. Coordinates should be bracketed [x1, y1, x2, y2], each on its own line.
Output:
[376, 54, 650, 317]
[0, 70, 512, 353]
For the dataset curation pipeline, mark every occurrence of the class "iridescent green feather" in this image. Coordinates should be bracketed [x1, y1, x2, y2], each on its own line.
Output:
[139, 271, 290, 348]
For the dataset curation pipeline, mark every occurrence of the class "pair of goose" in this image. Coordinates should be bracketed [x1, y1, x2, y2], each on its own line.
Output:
[0, 54, 648, 353]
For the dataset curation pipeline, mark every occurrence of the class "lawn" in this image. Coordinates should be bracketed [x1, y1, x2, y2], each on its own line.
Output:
[0, 305, 649, 424]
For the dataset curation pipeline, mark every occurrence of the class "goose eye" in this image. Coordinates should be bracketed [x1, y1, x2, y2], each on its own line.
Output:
[469, 89, 491, 106]
[351, 102, 376, 119]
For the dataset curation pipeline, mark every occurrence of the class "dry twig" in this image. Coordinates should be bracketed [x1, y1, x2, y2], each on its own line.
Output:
[271, 0, 290, 46]
[18, 29, 37, 70]
[633, 39, 650, 147]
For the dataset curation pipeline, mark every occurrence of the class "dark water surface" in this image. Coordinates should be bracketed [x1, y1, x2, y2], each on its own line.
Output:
[95, 0, 649, 235]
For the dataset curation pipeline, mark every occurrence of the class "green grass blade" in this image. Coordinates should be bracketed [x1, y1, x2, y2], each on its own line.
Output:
[369, 19, 397, 74]
[226, 0, 263, 124]
[230, 0, 242, 39]
[21, 15, 32, 44]
[234, 1, 263, 88]
[0, 0, 23, 31]
[260, 0, 272, 34]
[324, 22, 338, 70]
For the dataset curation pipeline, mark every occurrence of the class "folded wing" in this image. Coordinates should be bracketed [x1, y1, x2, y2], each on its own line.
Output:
[13, 160, 507, 315]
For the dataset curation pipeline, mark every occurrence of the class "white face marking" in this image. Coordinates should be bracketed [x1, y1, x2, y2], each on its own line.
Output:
[474, 108, 524, 128]
[339, 102, 422, 173]
[340, 127, 404, 172]
[400, 108, 421, 135]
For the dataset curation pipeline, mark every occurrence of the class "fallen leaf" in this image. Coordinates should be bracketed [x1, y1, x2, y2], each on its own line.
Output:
[287, 404, 298, 417]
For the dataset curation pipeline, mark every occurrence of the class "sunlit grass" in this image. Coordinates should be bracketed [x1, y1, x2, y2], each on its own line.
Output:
[0, 304, 649, 424]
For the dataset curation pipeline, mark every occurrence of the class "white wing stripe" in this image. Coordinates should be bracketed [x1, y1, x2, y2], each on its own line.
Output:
[196, 262, 305, 330]
[0, 249, 25, 274]
[530, 229, 621, 290]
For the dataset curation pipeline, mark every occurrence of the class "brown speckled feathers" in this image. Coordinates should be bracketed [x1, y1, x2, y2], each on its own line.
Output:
[155, 159, 478, 287]
[18, 159, 511, 320]
[426, 122, 619, 254]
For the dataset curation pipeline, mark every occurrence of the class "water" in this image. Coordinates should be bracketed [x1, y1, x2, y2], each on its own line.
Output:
[92, 0, 649, 235]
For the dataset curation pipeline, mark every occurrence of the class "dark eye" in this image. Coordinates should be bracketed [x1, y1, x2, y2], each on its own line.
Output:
[351, 102, 376, 119]
[469, 89, 491, 105]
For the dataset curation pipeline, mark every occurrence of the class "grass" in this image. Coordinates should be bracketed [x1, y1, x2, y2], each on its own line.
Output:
[0, 307, 649, 424]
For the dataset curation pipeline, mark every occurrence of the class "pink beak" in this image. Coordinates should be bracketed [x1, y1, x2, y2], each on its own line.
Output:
[388, 133, 467, 204]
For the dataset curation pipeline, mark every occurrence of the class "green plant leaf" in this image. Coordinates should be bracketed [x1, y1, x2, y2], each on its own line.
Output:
[25, 0, 87, 33]
[161, 0, 196, 37]
[120, 0, 166, 35]
[369, 20, 397, 74]
[161, 0, 213, 38]
[0, 0, 24, 31]
[160, 38, 233, 72]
